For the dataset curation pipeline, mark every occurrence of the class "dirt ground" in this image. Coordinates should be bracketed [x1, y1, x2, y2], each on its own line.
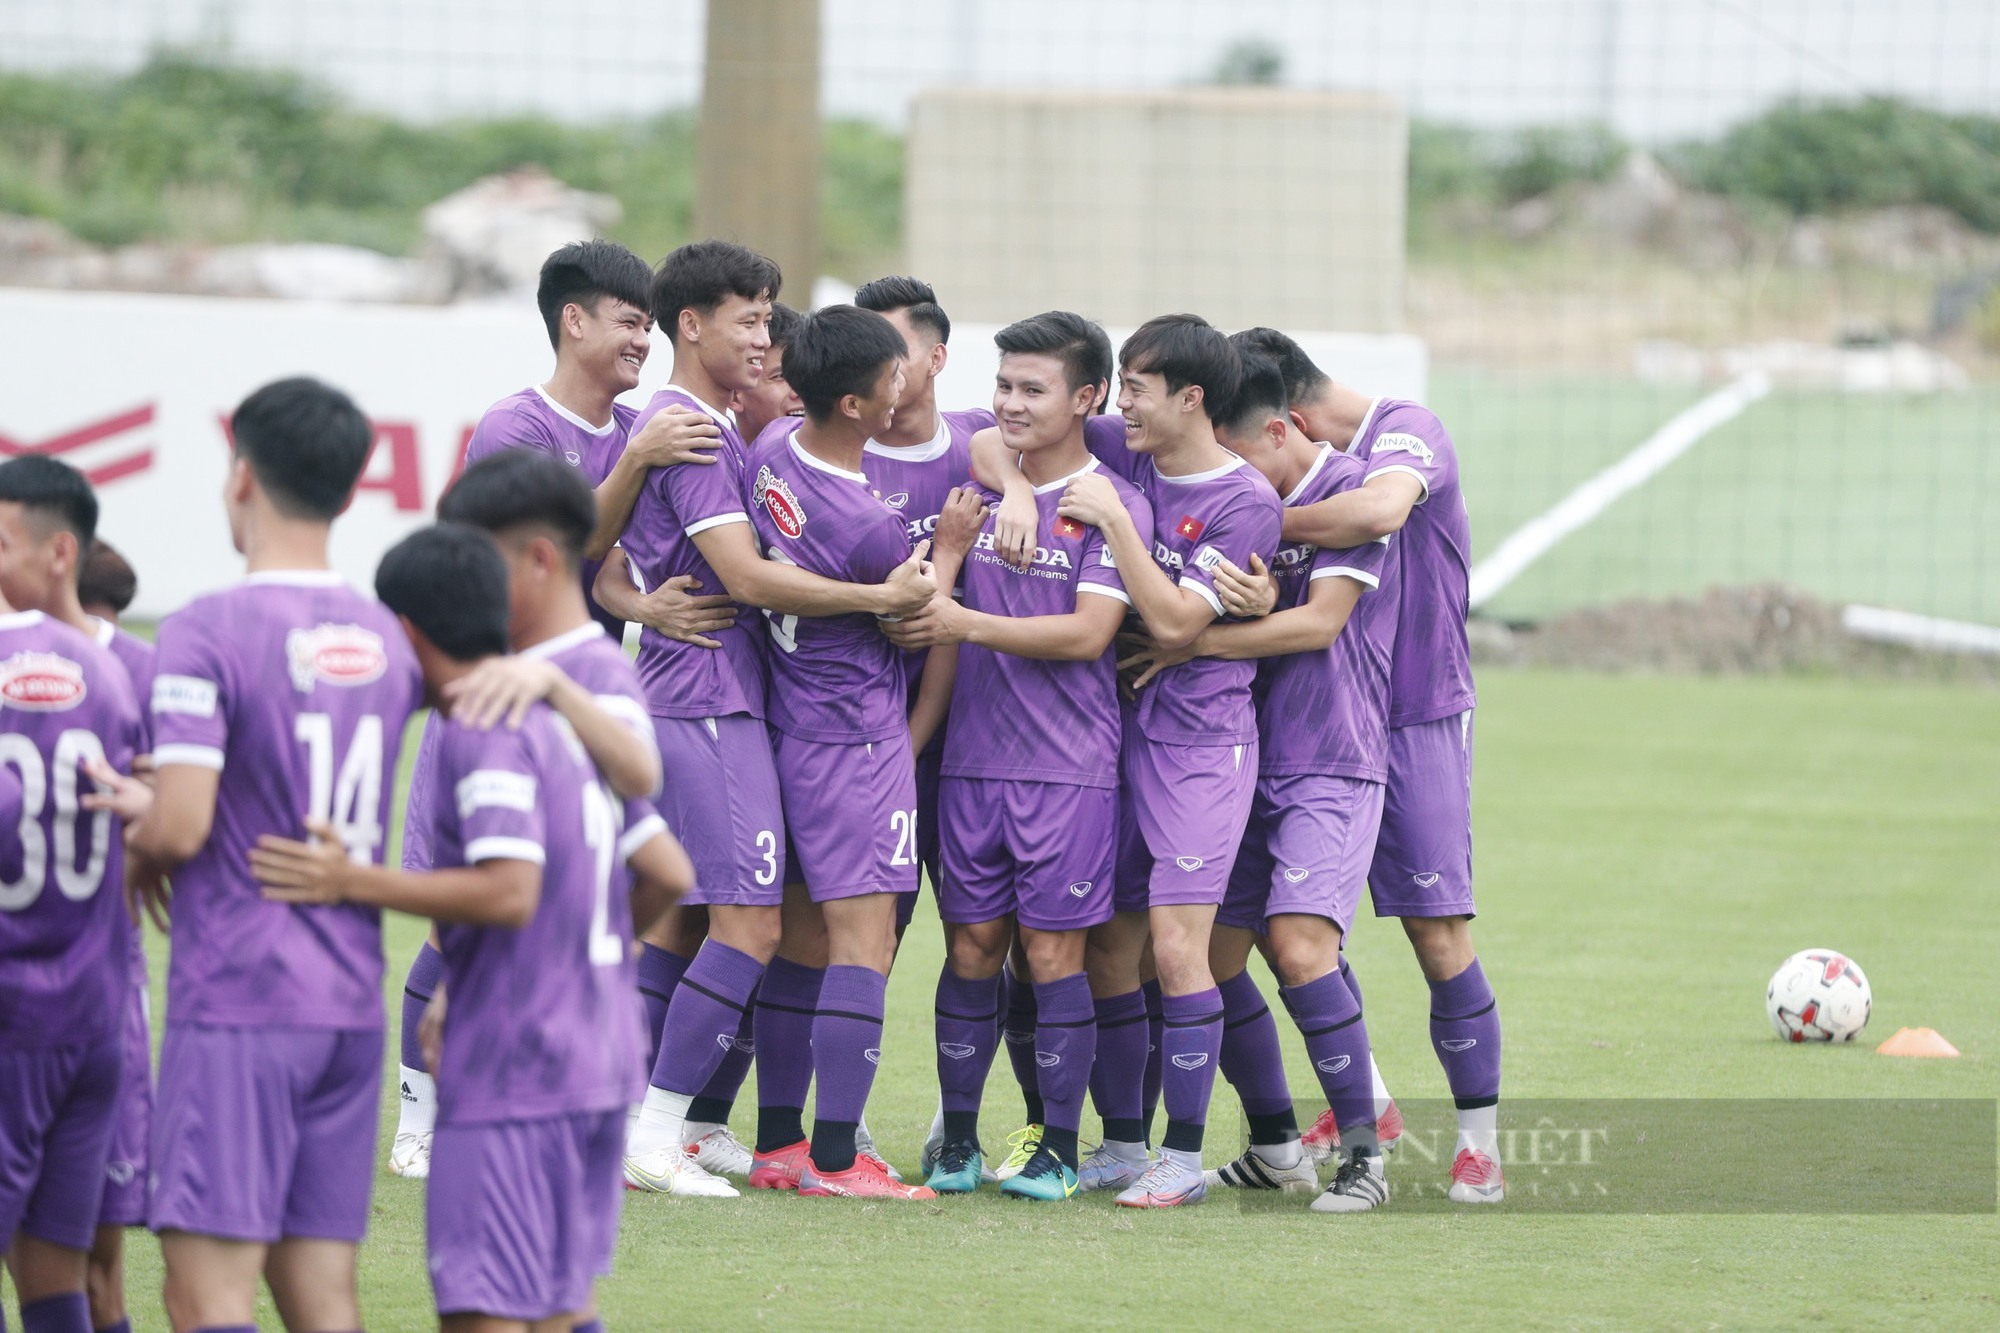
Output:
[1471, 583, 2000, 684]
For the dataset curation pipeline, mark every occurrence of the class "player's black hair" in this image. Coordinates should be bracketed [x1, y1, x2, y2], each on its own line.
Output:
[853, 275, 951, 345]
[650, 240, 781, 344]
[536, 239, 654, 353]
[229, 377, 373, 521]
[375, 523, 511, 663]
[767, 301, 804, 353]
[77, 539, 137, 614]
[438, 449, 596, 569]
[783, 305, 909, 422]
[993, 310, 1113, 397]
[0, 456, 98, 555]
[1211, 350, 1290, 441]
[1119, 314, 1241, 420]
[1232, 327, 1332, 405]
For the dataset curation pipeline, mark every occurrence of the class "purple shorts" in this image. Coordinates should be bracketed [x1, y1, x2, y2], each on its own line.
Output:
[938, 777, 1116, 932]
[1124, 736, 1259, 909]
[654, 715, 786, 908]
[0, 1034, 123, 1250]
[1370, 710, 1476, 918]
[1221, 774, 1385, 934]
[1112, 789, 1150, 916]
[100, 957, 153, 1228]
[150, 1024, 382, 1243]
[773, 731, 918, 902]
[428, 1109, 624, 1322]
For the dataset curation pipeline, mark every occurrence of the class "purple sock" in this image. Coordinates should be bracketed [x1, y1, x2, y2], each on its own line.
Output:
[1088, 988, 1148, 1143]
[1158, 988, 1223, 1154]
[1428, 957, 1501, 1109]
[399, 940, 444, 1068]
[1001, 965, 1043, 1123]
[20, 1293, 88, 1333]
[1218, 970, 1296, 1142]
[1281, 969, 1375, 1138]
[189, 1328, 257, 1333]
[753, 957, 823, 1152]
[1032, 973, 1096, 1168]
[573, 1321, 604, 1333]
[690, 984, 758, 1123]
[935, 965, 1002, 1137]
[96, 1320, 132, 1333]
[637, 943, 692, 1069]
[653, 941, 764, 1097]
[808, 964, 888, 1173]
[1140, 978, 1165, 1140]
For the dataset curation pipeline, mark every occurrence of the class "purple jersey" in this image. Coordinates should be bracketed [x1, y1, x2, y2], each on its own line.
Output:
[862, 407, 988, 699]
[93, 619, 156, 750]
[0, 611, 143, 1047]
[426, 704, 656, 1125]
[622, 387, 768, 721]
[942, 458, 1151, 789]
[1353, 399, 1475, 728]
[745, 422, 913, 743]
[1255, 448, 1398, 781]
[149, 573, 422, 1030]
[465, 386, 636, 641]
[1086, 433, 1283, 747]
[402, 622, 659, 875]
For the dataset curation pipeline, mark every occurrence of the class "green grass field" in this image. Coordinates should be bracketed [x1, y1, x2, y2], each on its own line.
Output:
[38, 669, 1982, 1330]
[1433, 371, 2000, 626]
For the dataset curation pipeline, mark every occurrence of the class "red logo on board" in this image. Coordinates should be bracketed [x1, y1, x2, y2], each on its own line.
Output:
[0, 406, 155, 487]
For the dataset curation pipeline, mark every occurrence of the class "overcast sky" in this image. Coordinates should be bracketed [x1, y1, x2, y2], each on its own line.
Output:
[4, 0, 1997, 141]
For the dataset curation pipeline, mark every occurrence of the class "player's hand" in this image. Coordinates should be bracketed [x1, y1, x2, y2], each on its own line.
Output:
[125, 858, 172, 934]
[1056, 473, 1122, 533]
[443, 655, 565, 731]
[634, 575, 737, 649]
[624, 404, 721, 469]
[932, 487, 988, 564]
[1118, 632, 1199, 691]
[82, 757, 154, 823]
[993, 487, 1036, 570]
[877, 540, 937, 618]
[419, 985, 447, 1076]
[250, 819, 353, 905]
[1215, 554, 1278, 618]
[880, 594, 965, 650]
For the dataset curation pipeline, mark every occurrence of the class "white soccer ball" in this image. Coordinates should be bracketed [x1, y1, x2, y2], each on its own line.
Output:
[1766, 949, 1872, 1043]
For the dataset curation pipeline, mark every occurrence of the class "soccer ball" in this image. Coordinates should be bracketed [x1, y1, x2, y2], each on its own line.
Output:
[1766, 949, 1872, 1042]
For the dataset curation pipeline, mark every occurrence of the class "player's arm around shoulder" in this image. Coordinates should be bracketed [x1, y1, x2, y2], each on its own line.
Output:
[1057, 470, 1211, 650]
[441, 656, 661, 801]
[124, 608, 227, 869]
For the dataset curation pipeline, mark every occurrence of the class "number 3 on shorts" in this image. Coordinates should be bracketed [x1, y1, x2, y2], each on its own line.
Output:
[754, 829, 779, 885]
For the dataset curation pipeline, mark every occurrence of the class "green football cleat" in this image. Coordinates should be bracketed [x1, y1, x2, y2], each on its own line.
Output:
[993, 1123, 1044, 1181]
[923, 1137, 986, 1194]
[1000, 1146, 1080, 1202]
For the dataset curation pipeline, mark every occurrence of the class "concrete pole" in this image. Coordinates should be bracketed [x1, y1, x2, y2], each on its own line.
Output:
[696, 0, 821, 298]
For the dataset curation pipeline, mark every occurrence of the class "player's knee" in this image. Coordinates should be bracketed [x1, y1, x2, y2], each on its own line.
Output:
[1402, 915, 1473, 979]
[1266, 917, 1343, 988]
[945, 921, 1009, 977]
[1021, 931, 1083, 983]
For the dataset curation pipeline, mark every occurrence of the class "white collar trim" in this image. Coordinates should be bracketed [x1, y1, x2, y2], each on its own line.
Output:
[1349, 398, 1382, 453]
[658, 384, 736, 432]
[1152, 454, 1246, 486]
[520, 622, 606, 660]
[533, 384, 619, 436]
[90, 616, 116, 647]
[789, 434, 869, 484]
[245, 570, 346, 588]
[0, 610, 44, 631]
[1031, 456, 1101, 495]
[865, 412, 952, 463]
[1284, 446, 1336, 504]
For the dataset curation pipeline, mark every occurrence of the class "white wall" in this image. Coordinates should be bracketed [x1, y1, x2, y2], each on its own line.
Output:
[0, 287, 1424, 619]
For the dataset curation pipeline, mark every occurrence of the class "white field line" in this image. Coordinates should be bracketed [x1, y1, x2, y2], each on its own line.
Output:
[1467, 370, 1773, 609]
[1842, 605, 2000, 657]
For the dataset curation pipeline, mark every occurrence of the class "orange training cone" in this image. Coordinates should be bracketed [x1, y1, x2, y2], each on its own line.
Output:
[1876, 1027, 1960, 1058]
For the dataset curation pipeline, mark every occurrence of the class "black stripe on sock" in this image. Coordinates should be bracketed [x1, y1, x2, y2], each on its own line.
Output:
[1095, 1013, 1149, 1032]
[403, 987, 434, 1002]
[1163, 1011, 1224, 1028]
[1223, 1005, 1272, 1030]
[1431, 998, 1497, 1023]
[1035, 1015, 1096, 1030]
[935, 1006, 1000, 1023]
[680, 978, 749, 1014]
[636, 986, 674, 1005]
[1162, 1122, 1205, 1153]
[1453, 1094, 1500, 1110]
[1297, 1011, 1364, 1038]
[814, 1007, 884, 1026]
[755, 998, 819, 1017]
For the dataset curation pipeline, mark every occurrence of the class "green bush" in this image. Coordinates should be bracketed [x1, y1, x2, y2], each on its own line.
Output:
[1407, 118, 1627, 211]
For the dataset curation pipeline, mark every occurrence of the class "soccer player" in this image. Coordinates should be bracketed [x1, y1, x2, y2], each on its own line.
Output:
[1235, 328, 1501, 1203]
[734, 304, 936, 1200]
[99, 377, 425, 1332]
[387, 450, 670, 1184]
[597, 245, 932, 1196]
[731, 301, 803, 445]
[883, 311, 1149, 1200]
[250, 522, 690, 1333]
[0, 584, 142, 1333]
[1049, 314, 1282, 1207]
[0, 458, 157, 1332]
[464, 238, 723, 639]
[1123, 352, 1399, 1211]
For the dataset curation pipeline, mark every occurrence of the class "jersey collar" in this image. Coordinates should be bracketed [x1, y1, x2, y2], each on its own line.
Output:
[245, 570, 347, 588]
[1031, 455, 1101, 495]
[789, 432, 869, 483]
[865, 412, 953, 464]
[1284, 445, 1336, 504]
[519, 621, 606, 660]
[1346, 398, 1383, 454]
[533, 384, 619, 436]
